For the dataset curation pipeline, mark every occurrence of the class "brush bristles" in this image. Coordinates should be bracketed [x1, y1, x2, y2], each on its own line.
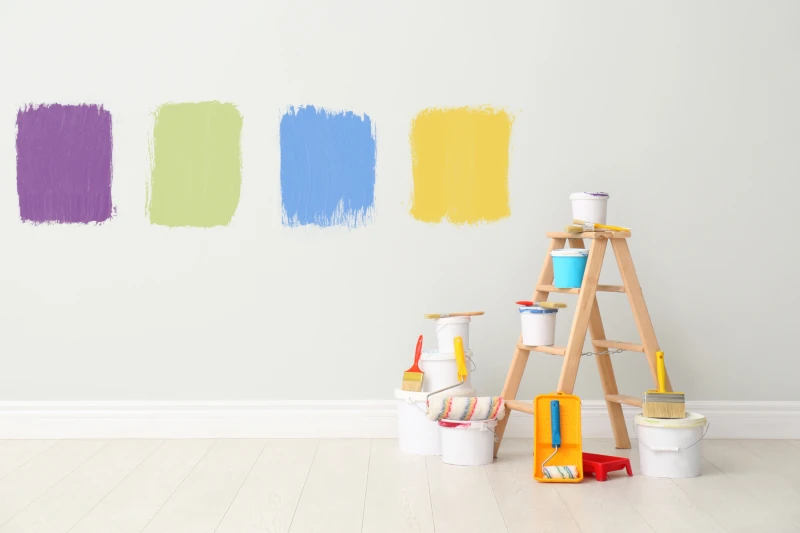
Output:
[401, 372, 424, 392]
[642, 394, 686, 419]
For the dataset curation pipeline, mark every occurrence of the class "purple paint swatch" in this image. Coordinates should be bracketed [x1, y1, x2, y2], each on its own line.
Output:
[16, 104, 113, 224]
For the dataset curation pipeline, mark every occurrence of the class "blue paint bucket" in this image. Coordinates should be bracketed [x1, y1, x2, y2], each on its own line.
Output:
[551, 249, 589, 288]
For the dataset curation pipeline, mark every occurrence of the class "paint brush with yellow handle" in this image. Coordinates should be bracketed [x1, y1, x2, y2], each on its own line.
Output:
[642, 351, 685, 418]
[453, 336, 468, 382]
[567, 219, 631, 233]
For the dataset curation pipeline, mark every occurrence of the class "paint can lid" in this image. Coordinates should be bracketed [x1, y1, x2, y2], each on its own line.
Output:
[394, 387, 476, 402]
[550, 248, 589, 257]
[438, 419, 498, 429]
[420, 349, 473, 360]
[519, 306, 558, 314]
[433, 316, 471, 324]
[570, 192, 609, 200]
[635, 412, 706, 429]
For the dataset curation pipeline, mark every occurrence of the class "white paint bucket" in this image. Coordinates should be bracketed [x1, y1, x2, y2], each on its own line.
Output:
[635, 413, 709, 479]
[519, 306, 557, 346]
[435, 316, 470, 352]
[439, 418, 498, 466]
[569, 192, 609, 225]
[395, 387, 476, 456]
[419, 349, 474, 393]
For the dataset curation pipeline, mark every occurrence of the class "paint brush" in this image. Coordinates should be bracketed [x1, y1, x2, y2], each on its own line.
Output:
[642, 351, 685, 419]
[424, 312, 484, 319]
[401, 335, 425, 392]
[568, 219, 631, 233]
[516, 301, 567, 309]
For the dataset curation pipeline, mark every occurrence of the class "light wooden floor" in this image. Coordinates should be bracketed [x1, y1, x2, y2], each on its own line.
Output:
[1, 439, 799, 533]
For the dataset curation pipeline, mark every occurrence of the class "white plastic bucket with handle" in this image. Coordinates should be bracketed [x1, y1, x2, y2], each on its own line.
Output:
[435, 317, 470, 352]
[395, 387, 476, 456]
[635, 413, 709, 478]
[570, 192, 609, 225]
[418, 349, 474, 393]
[439, 418, 498, 466]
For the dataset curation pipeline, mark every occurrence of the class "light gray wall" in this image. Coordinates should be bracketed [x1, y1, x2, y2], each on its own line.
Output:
[1, 0, 798, 401]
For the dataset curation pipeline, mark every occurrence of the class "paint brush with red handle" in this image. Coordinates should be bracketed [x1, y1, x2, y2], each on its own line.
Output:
[401, 335, 425, 392]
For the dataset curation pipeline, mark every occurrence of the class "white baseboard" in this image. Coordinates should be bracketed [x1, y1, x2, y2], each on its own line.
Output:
[1, 400, 798, 440]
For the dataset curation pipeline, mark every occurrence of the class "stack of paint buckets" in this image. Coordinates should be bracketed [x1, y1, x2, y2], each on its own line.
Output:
[394, 317, 477, 457]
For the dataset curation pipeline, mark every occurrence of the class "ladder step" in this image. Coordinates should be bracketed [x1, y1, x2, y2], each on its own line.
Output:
[598, 284, 626, 293]
[547, 231, 631, 239]
[536, 284, 625, 294]
[606, 394, 642, 407]
[517, 343, 566, 356]
[592, 340, 645, 353]
[505, 399, 535, 415]
[536, 285, 580, 294]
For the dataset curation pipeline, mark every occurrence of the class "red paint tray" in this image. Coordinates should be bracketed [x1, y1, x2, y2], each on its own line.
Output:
[582, 453, 632, 482]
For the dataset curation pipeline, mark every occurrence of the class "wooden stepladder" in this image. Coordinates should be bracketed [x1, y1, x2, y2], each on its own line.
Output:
[494, 230, 671, 456]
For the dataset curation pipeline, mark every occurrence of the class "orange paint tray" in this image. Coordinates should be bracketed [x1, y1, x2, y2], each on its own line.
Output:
[533, 392, 583, 482]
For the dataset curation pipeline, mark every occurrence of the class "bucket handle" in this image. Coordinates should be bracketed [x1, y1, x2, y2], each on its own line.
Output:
[466, 354, 476, 372]
[633, 420, 710, 452]
[441, 418, 500, 443]
[405, 353, 476, 414]
[407, 381, 465, 414]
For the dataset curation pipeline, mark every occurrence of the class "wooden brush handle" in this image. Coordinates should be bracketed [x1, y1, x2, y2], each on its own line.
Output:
[424, 312, 485, 319]
[656, 351, 666, 393]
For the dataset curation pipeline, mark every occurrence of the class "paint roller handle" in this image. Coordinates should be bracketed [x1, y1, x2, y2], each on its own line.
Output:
[550, 400, 561, 447]
[454, 337, 468, 382]
[656, 351, 666, 393]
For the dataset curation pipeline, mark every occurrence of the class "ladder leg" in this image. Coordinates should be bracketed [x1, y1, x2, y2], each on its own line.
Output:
[558, 238, 608, 393]
[493, 347, 529, 457]
[589, 300, 631, 448]
[494, 237, 565, 457]
[569, 238, 630, 449]
[611, 239, 672, 391]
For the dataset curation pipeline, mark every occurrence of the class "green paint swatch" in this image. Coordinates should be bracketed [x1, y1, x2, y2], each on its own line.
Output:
[147, 101, 243, 227]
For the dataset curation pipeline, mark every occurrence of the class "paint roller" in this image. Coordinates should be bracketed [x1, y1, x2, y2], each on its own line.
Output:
[425, 336, 506, 422]
[426, 395, 505, 422]
[541, 400, 579, 480]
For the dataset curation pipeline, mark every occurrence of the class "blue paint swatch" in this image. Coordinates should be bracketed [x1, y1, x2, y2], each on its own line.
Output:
[280, 106, 376, 227]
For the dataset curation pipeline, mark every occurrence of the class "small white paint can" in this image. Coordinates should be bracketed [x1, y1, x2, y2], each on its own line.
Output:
[519, 306, 558, 346]
[435, 316, 470, 352]
[569, 192, 609, 225]
[439, 418, 498, 466]
[395, 387, 476, 456]
[635, 413, 709, 478]
[418, 349, 474, 393]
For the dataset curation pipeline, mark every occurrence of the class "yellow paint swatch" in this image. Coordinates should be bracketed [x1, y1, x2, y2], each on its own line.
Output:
[410, 106, 513, 224]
